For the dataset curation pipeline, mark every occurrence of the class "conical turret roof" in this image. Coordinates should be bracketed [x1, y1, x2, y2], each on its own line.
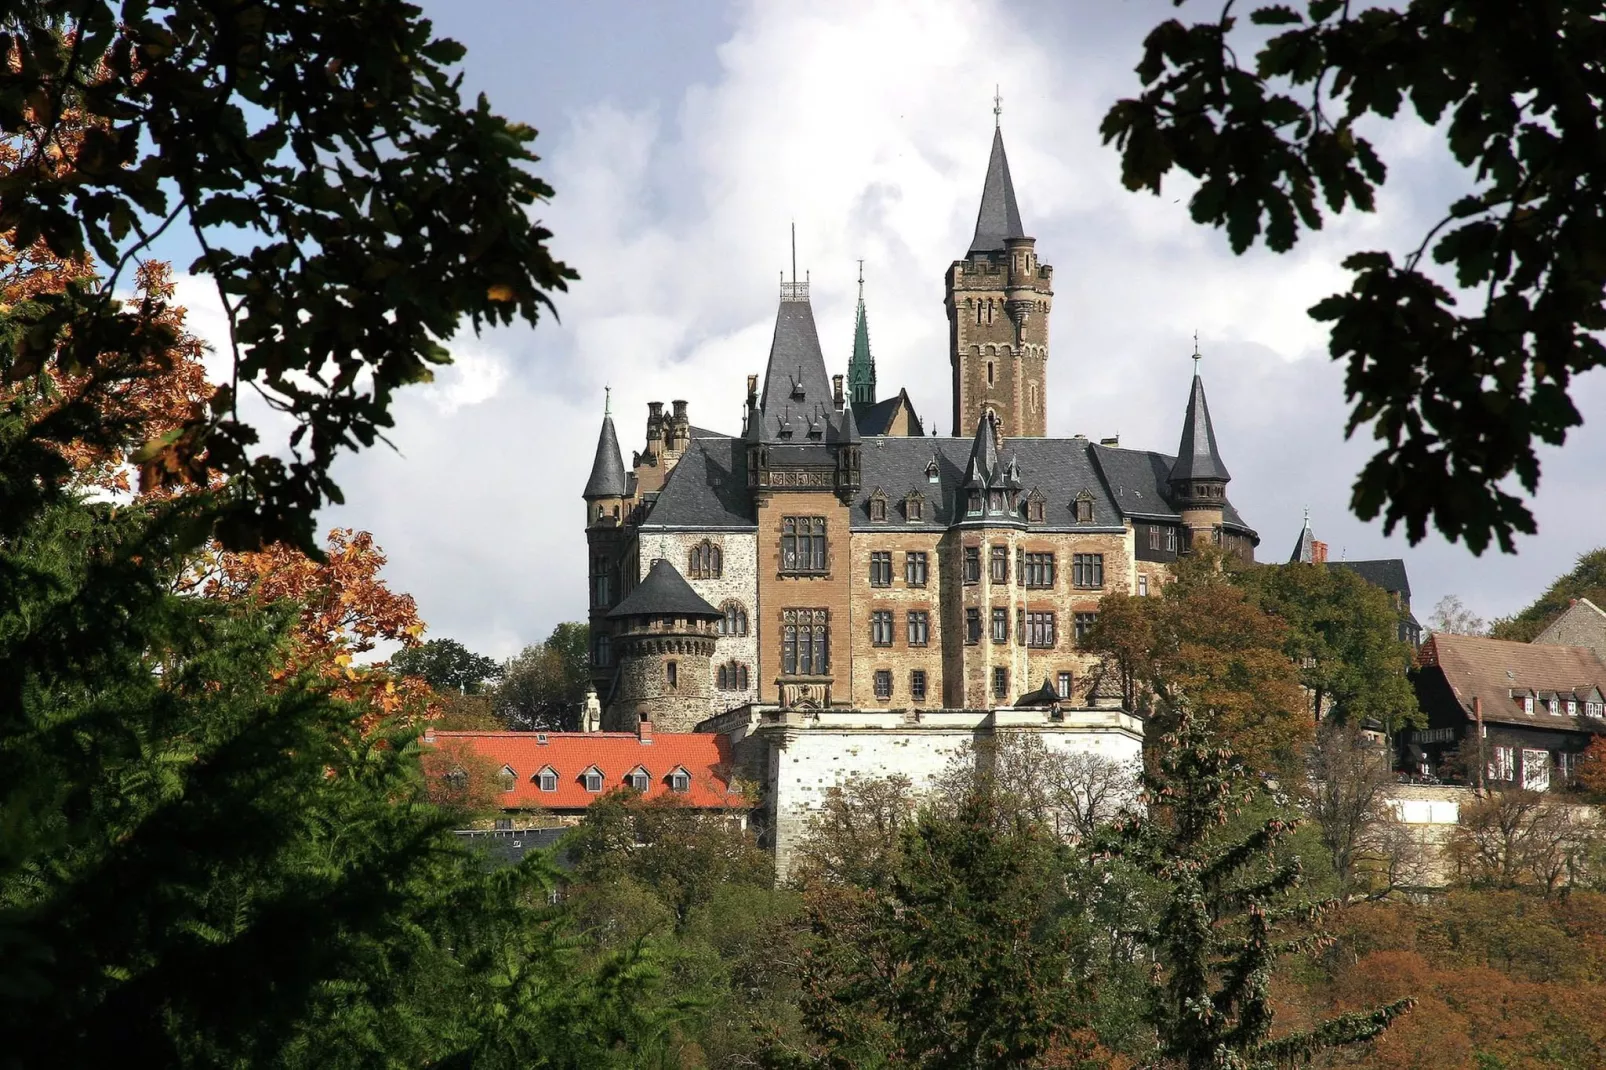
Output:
[968, 127, 1027, 254]
[962, 409, 1005, 489]
[1289, 514, 1316, 563]
[583, 407, 628, 499]
[1169, 373, 1231, 484]
[606, 559, 722, 621]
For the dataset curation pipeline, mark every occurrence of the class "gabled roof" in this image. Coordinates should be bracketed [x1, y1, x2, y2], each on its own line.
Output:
[756, 297, 843, 442]
[1330, 559, 1411, 598]
[583, 411, 628, 499]
[425, 731, 740, 810]
[606, 559, 722, 620]
[854, 389, 923, 437]
[1169, 373, 1231, 484]
[968, 126, 1027, 254]
[1417, 633, 1606, 731]
[639, 439, 754, 529]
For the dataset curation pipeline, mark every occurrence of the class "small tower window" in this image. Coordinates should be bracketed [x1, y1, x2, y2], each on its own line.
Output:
[987, 361, 995, 386]
[968, 491, 982, 516]
[666, 661, 678, 689]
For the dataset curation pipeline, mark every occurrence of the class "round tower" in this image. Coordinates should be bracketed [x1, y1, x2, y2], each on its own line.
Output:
[1166, 350, 1232, 550]
[605, 558, 722, 732]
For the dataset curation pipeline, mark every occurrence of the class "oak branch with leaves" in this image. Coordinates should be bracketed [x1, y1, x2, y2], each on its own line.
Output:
[1104, 0, 1606, 553]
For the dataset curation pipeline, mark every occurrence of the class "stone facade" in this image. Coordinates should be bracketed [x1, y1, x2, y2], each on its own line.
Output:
[607, 616, 720, 732]
[635, 530, 760, 713]
[947, 249, 1052, 438]
[1534, 598, 1606, 663]
[711, 705, 1144, 879]
[754, 491, 855, 706]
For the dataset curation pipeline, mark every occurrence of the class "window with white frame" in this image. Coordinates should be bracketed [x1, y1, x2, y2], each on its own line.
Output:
[1488, 746, 1515, 782]
[669, 767, 690, 793]
[626, 766, 650, 792]
[583, 766, 604, 793]
[537, 766, 558, 793]
[1522, 749, 1550, 791]
[1056, 671, 1072, 699]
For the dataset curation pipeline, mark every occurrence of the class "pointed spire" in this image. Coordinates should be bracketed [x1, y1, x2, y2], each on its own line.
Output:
[968, 125, 1026, 255]
[848, 259, 876, 408]
[583, 396, 628, 499]
[962, 409, 1003, 489]
[1289, 510, 1316, 563]
[1168, 366, 1231, 485]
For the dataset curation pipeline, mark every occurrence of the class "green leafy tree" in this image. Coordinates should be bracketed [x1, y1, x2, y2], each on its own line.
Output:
[496, 622, 590, 731]
[1, 1, 575, 551]
[1491, 547, 1606, 640]
[1103, 1, 1606, 554]
[1234, 560, 1421, 736]
[391, 636, 504, 695]
[1099, 709, 1413, 1068]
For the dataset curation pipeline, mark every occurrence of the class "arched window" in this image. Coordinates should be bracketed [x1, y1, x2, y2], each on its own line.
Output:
[721, 602, 749, 636]
[717, 662, 750, 691]
[688, 539, 722, 579]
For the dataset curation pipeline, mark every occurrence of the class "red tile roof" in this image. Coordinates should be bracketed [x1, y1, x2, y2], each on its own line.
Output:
[1419, 633, 1606, 730]
[423, 730, 741, 811]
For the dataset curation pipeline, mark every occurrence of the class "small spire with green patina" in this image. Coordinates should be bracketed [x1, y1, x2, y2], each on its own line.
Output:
[847, 259, 876, 408]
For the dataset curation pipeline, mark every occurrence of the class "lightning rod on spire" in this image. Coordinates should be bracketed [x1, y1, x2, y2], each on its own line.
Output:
[993, 85, 1002, 127]
[604, 384, 611, 416]
[1192, 330, 1202, 372]
[791, 220, 796, 284]
[857, 258, 864, 302]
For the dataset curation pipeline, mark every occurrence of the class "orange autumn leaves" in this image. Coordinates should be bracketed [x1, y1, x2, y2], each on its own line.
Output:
[202, 528, 434, 731]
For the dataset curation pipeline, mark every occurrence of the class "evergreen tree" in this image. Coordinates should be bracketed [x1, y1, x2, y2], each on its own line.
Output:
[1099, 709, 1412, 1069]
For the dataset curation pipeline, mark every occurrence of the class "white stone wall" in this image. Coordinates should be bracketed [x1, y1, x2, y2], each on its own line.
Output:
[754, 708, 1145, 878]
[635, 530, 759, 715]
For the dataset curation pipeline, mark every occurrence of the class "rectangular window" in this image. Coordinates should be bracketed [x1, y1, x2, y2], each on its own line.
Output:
[910, 669, 928, 703]
[907, 610, 930, 647]
[1016, 607, 1025, 645]
[1138, 574, 1149, 597]
[869, 551, 892, 587]
[1020, 552, 1055, 588]
[992, 666, 1008, 700]
[990, 545, 1009, 583]
[780, 517, 827, 574]
[781, 608, 829, 674]
[966, 608, 981, 645]
[1522, 748, 1550, 791]
[1557, 750, 1577, 783]
[907, 497, 924, 521]
[874, 669, 893, 701]
[967, 490, 982, 516]
[871, 610, 894, 647]
[905, 551, 929, 586]
[1026, 612, 1056, 649]
[1166, 527, 1178, 552]
[1148, 526, 1161, 551]
[991, 607, 1008, 643]
[1488, 745, 1514, 782]
[1056, 671, 1072, 699]
[963, 546, 981, 584]
[1073, 612, 1098, 645]
[1072, 553, 1104, 589]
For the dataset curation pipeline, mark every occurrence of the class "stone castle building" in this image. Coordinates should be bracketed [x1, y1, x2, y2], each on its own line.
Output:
[581, 120, 1260, 735]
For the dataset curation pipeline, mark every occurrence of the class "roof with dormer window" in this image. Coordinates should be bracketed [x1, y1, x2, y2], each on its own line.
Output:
[1417, 633, 1606, 731]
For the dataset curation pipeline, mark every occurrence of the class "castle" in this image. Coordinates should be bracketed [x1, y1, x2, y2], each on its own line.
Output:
[580, 121, 1260, 736]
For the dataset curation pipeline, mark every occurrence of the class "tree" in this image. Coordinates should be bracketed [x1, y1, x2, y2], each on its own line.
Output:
[1578, 734, 1606, 797]
[1491, 547, 1606, 641]
[1099, 709, 1412, 1068]
[934, 733, 1141, 844]
[495, 622, 591, 730]
[1299, 722, 1421, 895]
[1427, 594, 1488, 637]
[1105, 2, 1606, 555]
[789, 774, 921, 890]
[391, 636, 504, 695]
[1235, 561, 1421, 736]
[1084, 547, 1309, 768]
[3, 3, 576, 550]
[1447, 789, 1601, 895]
[797, 792, 1082, 1070]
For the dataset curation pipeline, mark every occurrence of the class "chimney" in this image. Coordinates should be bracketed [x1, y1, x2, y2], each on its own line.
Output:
[646, 401, 664, 440]
[637, 718, 653, 744]
[1099, 435, 1120, 447]
[672, 399, 688, 422]
[832, 374, 845, 410]
[1312, 539, 1329, 564]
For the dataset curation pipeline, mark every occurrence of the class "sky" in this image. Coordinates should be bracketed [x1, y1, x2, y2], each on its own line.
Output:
[161, 0, 1606, 658]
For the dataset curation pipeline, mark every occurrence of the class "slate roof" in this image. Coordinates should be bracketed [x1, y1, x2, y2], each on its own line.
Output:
[1170, 373, 1231, 483]
[1331, 559, 1411, 598]
[1090, 443, 1255, 534]
[854, 390, 923, 436]
[606, 558, 722, 620]
[638, 438, 753, 529]
[852, 434, 1124, 531]
[1289, 518, 1316, 563]
[969, 126, 1027, 254]
[428, 731, 740, 811]
[756, 298, 848, 442]
[1417, 633, 1606, 731]
[583, 413, 628, 499]
[1014, 677, 1063, 707]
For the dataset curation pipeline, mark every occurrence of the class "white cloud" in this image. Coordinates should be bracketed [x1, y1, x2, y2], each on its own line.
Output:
[162, 0, 1604, 654]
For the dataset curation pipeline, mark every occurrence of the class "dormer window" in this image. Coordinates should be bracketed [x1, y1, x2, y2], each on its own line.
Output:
[582, 766, 604, 793]
[669, 767, 691, 793]
[443, 768, 467, 792]
[626, 766, 651, 792]
[1025, 490, 1045, 524]
[1566, 698, 1578, 717]
[868, 490, 887, 522]
[967, 490, 982, 516]
[498, 765, 517, 792]
[904, 493, 924, 522]
[1075, 491, 1095, 524]
[926, 460, 940, 483]
[988, 490, 1005, 513]
[536, 766, 558, 793]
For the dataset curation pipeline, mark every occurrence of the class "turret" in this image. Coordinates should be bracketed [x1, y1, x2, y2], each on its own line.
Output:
[605, 558, 722, 732]
[583, 391, 631, 693]
[847, 262, 877, 410]
[1167, 348, 1231, 550]
[583, 390, 628, 527]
